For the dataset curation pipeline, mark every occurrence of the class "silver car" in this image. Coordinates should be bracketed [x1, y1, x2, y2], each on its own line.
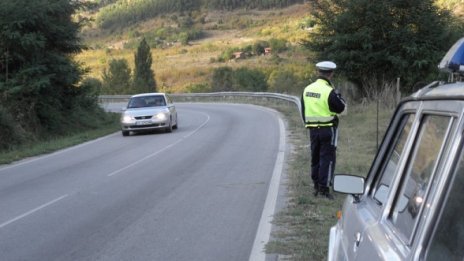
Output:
[120, 93, 178, 136]
[329, 38, 464, 260]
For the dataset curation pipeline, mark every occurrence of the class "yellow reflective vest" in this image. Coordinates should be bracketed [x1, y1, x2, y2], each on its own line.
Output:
[303, 78, 336, 128]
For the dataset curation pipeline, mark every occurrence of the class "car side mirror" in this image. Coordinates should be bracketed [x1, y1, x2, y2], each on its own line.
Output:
[334, 174, 365, 202]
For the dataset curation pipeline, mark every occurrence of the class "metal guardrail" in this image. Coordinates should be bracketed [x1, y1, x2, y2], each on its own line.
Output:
[99, 92, 302, 116]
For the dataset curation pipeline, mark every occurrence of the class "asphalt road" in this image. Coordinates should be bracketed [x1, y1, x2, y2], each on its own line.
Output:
[0, 103, 286, 261]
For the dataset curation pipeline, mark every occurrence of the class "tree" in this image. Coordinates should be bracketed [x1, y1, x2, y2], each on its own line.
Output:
[233, 68, 268, 92]
[133, 38, 156, 93]
[211, 67, 234, 91]
[305, 0, 463, 95]
[268, 69, 305, 94]
[0, 0, 87, 135]
[102, 59, 132, 94]
[211, 66, 268, 92]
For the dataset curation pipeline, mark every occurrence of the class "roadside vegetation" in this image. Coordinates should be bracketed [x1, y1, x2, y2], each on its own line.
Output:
[0, 0, 117, 155]
[0, 114, 119, 165]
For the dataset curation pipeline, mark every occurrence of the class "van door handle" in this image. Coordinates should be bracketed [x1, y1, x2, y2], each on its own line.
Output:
[354, 232, 361, 247]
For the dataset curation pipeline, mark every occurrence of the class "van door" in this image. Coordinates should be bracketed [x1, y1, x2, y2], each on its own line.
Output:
[338, 102, 419, 260]
[425, 139, 464, 260]
[338, 101, 457, 260]
[382, 113, 453, 257]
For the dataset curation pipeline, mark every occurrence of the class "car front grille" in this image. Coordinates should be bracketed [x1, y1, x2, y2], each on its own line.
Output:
[135, 116, 152, 120]
[130, 123, 165, 129]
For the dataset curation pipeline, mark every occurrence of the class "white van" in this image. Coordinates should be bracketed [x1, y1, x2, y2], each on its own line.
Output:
[328, 38, 464, 260]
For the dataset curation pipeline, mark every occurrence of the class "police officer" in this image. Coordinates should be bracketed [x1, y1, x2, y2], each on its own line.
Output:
[301, 61, 345, 199]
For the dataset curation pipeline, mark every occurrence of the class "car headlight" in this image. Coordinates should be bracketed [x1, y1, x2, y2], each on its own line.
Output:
[121, 115, 135, 123]
[155, 112, 167, 120]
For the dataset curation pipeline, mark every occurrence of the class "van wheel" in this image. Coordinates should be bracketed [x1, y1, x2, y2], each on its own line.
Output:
[122, 130, 129, 136]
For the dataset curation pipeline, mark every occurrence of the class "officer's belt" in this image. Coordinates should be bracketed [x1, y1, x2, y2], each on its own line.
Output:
[305, 116, 336, 128]
[306, 123, 334, 127]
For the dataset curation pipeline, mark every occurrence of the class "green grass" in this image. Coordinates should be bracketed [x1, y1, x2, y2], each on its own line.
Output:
[0, 113, 120, 165]
[337, 103, 394, 175]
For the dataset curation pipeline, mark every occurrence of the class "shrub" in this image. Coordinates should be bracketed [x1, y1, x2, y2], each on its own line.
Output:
[0, 106, 27, 150]
[102, 58, 132, 94]
[218, 47, 240, 61]
[268, 68, 305, 94]
[269, 38, 288, 53]
[186, 83, 211, 93]
[211, 67, 235, 91]
[78, 77, 103, 108]
[233, 67, 268, 92]
[211, 66, 268, 92]
[252, 40, 269, 55]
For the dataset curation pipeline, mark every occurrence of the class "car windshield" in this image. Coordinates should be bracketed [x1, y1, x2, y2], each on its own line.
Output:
[128, 96, 166, 108]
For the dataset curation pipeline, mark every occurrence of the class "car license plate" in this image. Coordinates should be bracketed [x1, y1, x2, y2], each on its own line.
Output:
[136, 120, 152, 125]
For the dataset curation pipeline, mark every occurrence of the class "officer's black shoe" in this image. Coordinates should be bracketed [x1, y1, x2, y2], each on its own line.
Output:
[320, 186, 334, 200]
[322, 192, 334, 200]
[313, 190, 319, 197]
[313, 184, 319, 197]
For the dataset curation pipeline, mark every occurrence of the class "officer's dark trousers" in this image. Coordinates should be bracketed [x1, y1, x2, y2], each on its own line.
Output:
[309, 126, 337, 189]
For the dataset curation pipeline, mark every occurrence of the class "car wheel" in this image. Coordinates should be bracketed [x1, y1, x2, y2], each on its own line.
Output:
[173, 117, 178, 129]
[122, 130, 130, 136]
[165, 119, 173, 133]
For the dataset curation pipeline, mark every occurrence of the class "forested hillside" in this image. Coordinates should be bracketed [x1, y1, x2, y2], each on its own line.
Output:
[96, 0, 305, 29]
[79, 0, 463, 97]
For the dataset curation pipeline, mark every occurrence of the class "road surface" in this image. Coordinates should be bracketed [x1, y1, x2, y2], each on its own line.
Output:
[0, 103, 286, 261]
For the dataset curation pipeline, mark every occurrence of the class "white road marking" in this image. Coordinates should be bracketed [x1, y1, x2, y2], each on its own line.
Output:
[182, 112, 211, 138]
[249, 114, 286, 261]
[0, 194, 69, 229]
[108, 112, 210, 177]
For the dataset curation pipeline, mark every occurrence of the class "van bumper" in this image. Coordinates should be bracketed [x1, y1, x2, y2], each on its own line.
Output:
[328, 225, 337, 261]
[328, 224, 346, 261]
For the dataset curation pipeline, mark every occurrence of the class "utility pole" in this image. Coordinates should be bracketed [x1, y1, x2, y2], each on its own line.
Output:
[4, 48, 8, 83]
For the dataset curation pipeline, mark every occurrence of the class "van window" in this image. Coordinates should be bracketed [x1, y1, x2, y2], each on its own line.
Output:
[389, 115, 451, 243]
[426, 144, 464, 260]
[372, 114, 415, 206]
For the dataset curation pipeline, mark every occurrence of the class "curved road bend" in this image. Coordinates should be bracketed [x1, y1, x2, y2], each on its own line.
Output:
[0, 103, 285, 261]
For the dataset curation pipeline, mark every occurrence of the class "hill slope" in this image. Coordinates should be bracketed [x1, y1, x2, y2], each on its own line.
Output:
[77, 3, 315, 94]
[93, 0, 306, 29]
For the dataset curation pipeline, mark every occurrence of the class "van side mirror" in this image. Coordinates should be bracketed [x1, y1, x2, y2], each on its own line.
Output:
[334, 175, 365, 203]
[334, 174, 365, 195]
